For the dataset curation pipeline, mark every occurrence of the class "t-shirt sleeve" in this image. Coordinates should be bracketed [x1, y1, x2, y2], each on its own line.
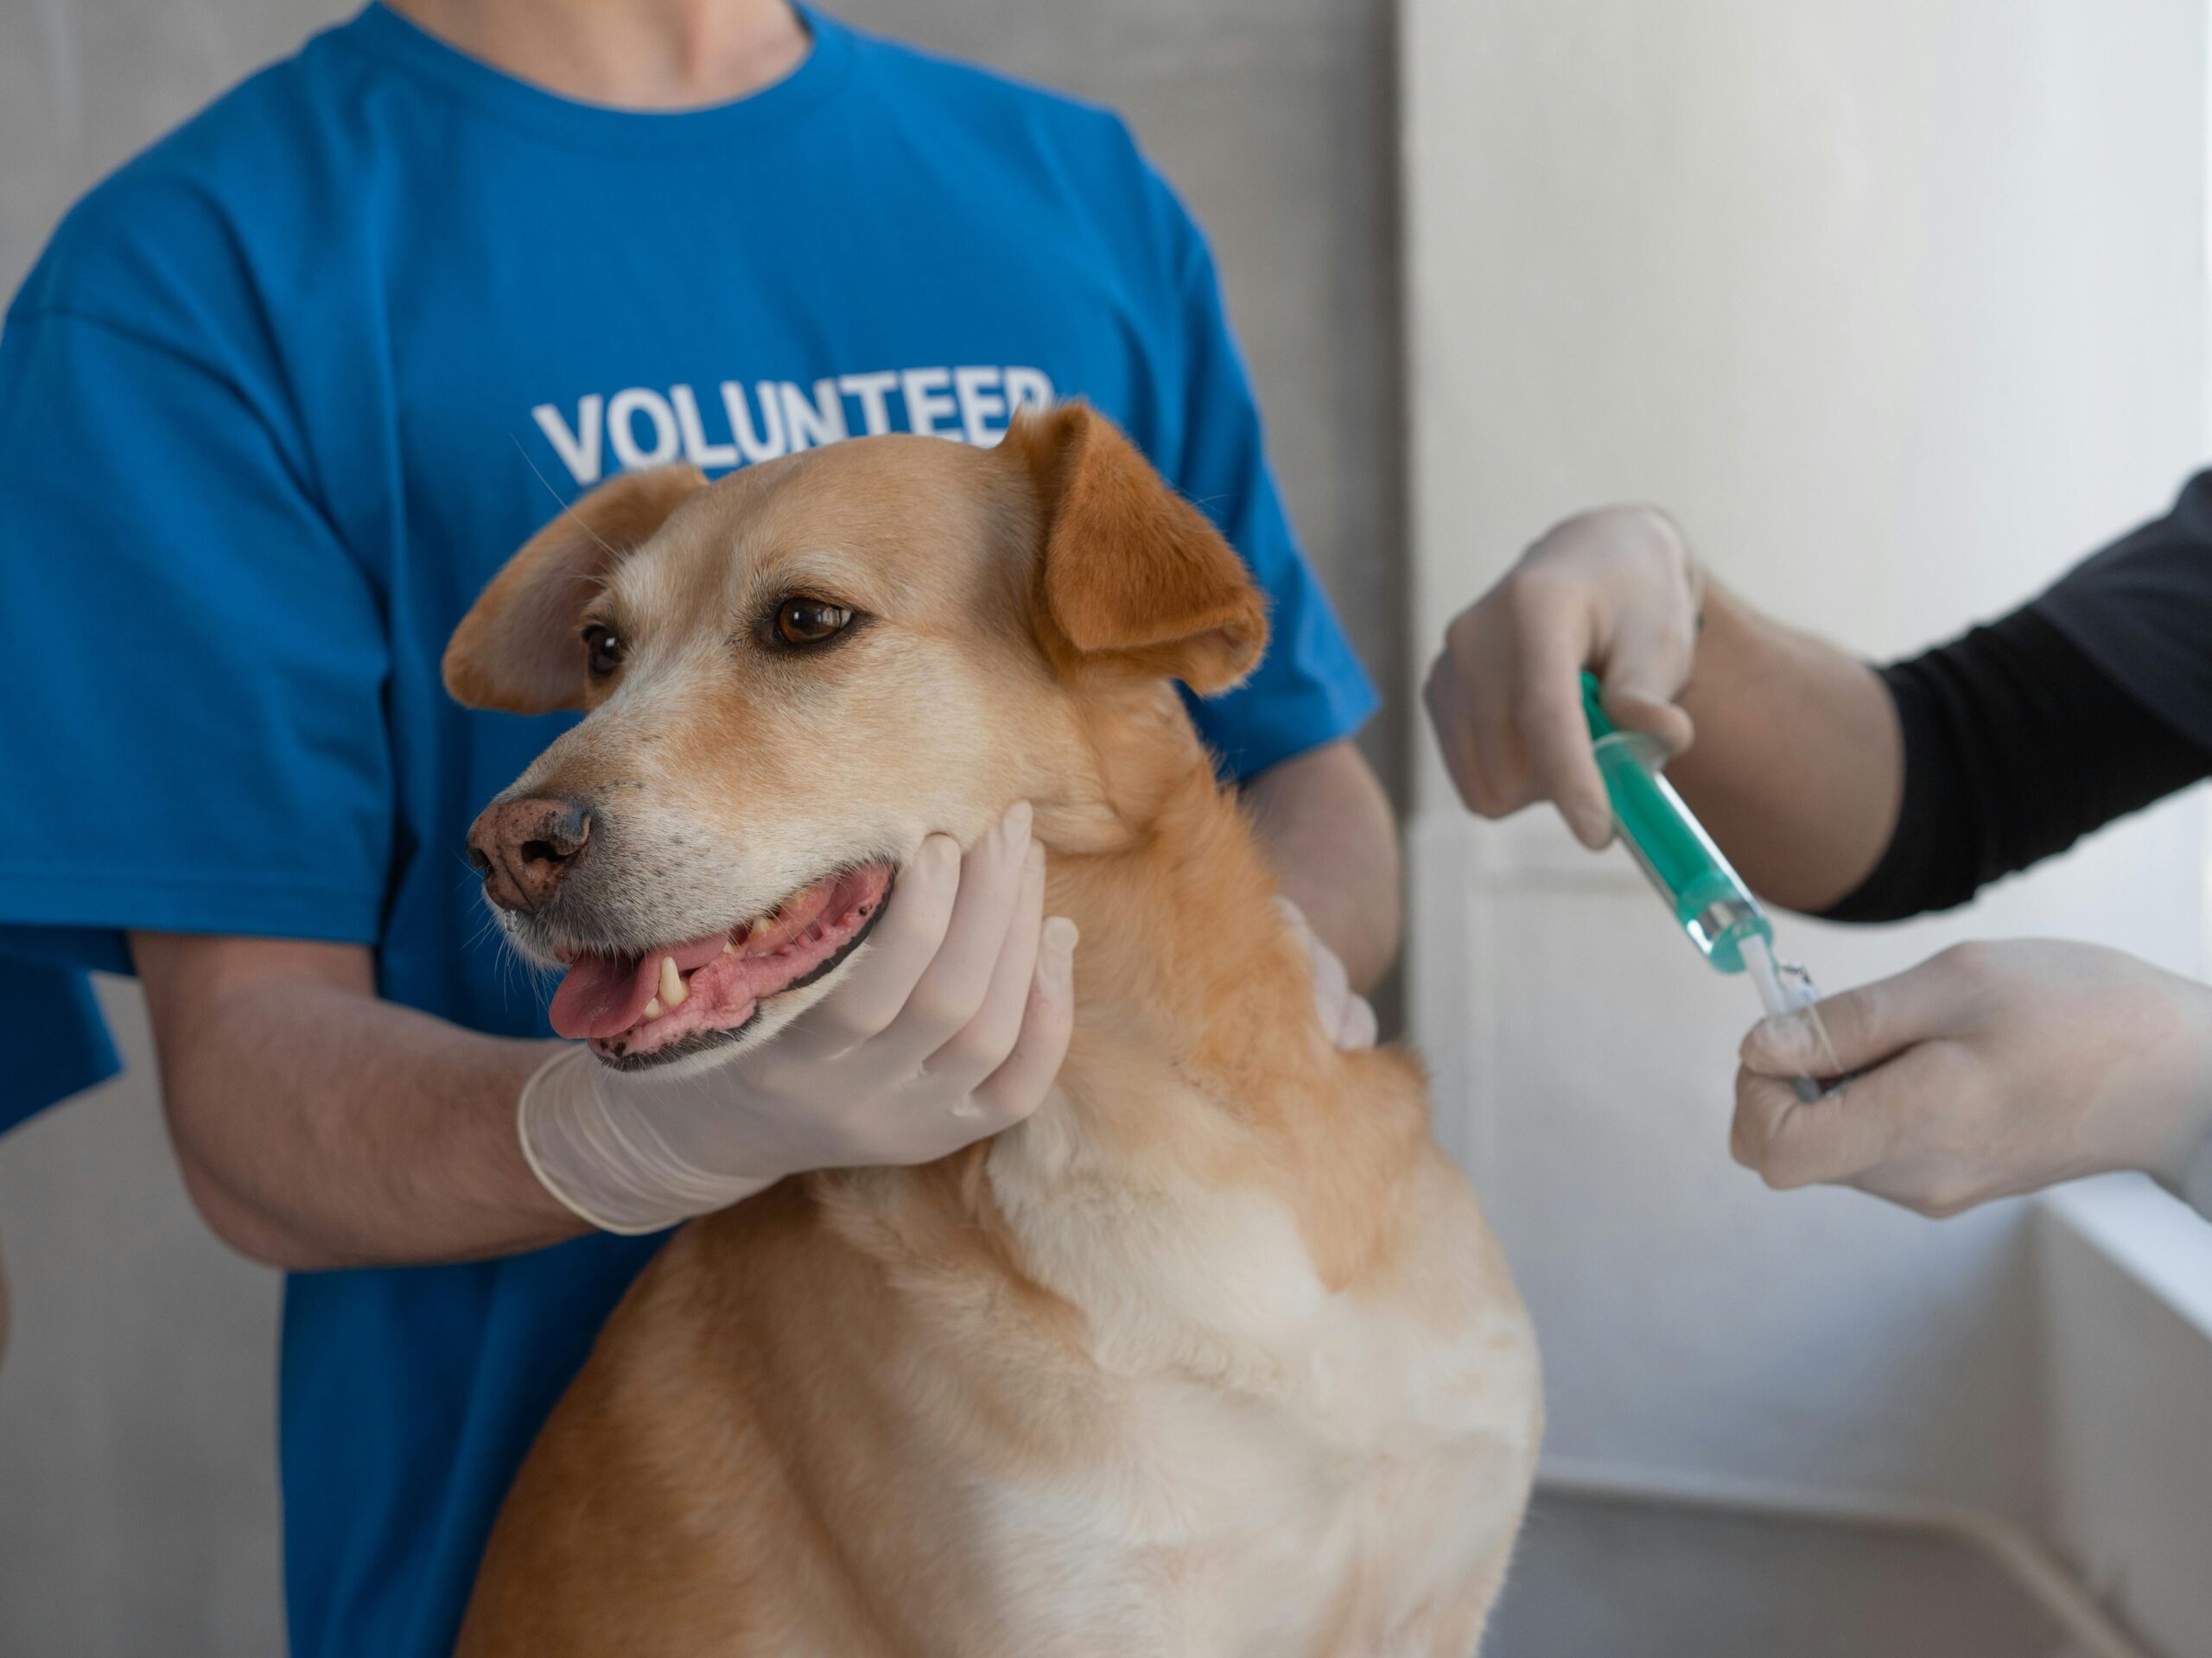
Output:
[1821, 471, 2212, 923]
[1141, 185, 1379, 779]
[2031, 468, 2212, 752]
[0, 306, 392, 973]
[1821, 607, 2211, 923]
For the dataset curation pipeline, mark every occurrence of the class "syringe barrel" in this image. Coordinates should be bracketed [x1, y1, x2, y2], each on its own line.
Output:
[1582, 674, 1771, 974]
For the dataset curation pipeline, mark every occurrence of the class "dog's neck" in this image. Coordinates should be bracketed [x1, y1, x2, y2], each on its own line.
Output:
[1052, 769, 1325, 1126]
[1031, 686, 1327, 1096]
[818, 690, 1424, 1312]
[994, 690, 1427, 1295]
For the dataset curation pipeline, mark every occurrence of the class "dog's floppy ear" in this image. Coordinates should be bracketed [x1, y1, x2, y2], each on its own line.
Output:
[1002, 403, 1268, 696]
[443, 465, 707, 714]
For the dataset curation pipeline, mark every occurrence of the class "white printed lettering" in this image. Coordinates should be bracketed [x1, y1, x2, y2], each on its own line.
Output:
[607, 387, 680, 470]
[532, 396, 604, 486]
[536, 366, 1059, 482]
[901, 367, 958, 439]
[721, 382, 787, 464]
[953, 365, 1007, 447]
[1003, 367, 1055, 414]
[838, 372, 899, 436]
[671, 384, 739, 470]
[779, 378, 849, 452]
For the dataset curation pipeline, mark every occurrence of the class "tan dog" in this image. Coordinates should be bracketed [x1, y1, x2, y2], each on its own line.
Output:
[443, 406, 1541, 1657]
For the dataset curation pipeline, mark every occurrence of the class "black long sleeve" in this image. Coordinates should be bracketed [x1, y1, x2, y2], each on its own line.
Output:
[1821, 606, 2212, 924]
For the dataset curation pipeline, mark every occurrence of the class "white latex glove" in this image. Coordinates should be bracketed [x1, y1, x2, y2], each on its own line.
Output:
[1274, 897, 1378, 1051]
[1423, 505, 1701, 849]
[519, 803, 1078, 1234]
[1732, 939, 2212, 1218]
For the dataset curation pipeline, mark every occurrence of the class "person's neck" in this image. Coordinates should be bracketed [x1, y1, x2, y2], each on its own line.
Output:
[386, 0, 810, 110]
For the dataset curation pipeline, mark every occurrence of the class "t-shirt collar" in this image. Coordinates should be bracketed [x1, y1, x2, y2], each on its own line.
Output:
[342, 2, 855, 152]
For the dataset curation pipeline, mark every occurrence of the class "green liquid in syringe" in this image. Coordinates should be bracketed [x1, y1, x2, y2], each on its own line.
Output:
[1580, 672, 1771, 975]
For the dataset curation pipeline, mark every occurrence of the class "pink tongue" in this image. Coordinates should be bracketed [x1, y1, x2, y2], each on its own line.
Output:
[548, 954, 661, 1040]
[547, 932, 730, 1040]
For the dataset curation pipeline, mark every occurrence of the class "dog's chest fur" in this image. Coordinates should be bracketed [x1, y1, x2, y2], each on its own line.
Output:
[971, 1095, 1541, 1655]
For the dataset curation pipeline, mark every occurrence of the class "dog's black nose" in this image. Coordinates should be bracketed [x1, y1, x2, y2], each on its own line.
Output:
[467, 796, 592, 913]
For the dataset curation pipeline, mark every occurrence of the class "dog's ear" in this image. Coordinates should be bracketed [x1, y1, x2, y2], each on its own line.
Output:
[443, 465, 707, 714]
[1001, 403, 1268, 696]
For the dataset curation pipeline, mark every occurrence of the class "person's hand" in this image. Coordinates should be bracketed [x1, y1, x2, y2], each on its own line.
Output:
[1274, 898, 1378, 1051]
[1424, 505, 1702, 848]
[1732, 939, 2212, 1217]
[518, 802, 1079, 1234]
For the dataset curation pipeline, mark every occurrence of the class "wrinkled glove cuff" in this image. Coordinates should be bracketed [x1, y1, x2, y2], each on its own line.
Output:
[518, 1045, 762, 1236]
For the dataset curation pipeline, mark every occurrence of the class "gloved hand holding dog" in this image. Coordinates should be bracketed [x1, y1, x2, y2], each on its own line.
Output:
[519, 803, 1078, 1234]
[518, 804, 1381, 1235]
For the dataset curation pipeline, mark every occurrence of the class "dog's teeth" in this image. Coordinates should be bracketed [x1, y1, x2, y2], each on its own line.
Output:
[642, 996, 665, 1020]
[658, 956, 687, 1008]
[721, 940, 739, 956]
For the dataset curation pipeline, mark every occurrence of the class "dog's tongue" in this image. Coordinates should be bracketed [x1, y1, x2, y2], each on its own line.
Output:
[547, 934, 728, 1039]
[547, 953, 659, 1040]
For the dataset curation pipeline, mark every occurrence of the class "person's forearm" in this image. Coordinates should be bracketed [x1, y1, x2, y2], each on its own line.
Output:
[1667, 581, 1904, 914]
[1243, 739, 1401, 994]
[131, 932, 582, 1271]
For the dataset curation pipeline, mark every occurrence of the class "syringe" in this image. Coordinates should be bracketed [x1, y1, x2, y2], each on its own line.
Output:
[1737, 935, 1826, 1104]
[1580, 672, 1826, 1102]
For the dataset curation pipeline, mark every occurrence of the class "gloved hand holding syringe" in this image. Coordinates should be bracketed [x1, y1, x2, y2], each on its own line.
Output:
[1580, 673, 1844, 1102]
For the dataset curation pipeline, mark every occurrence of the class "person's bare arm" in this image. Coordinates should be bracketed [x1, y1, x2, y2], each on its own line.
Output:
[131, 932, 578, 1272]
[1667, 581, 1901, 911]
[1243, 739, 1401, 994]
[1423, 505, 1902, 914]
[131, 825, 1077, 1266]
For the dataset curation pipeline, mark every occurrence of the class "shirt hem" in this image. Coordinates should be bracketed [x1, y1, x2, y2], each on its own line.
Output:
[0, 865, 385, 947]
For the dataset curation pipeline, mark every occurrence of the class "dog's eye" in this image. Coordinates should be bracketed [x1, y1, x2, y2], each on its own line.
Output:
[581, 623, 625, 678]
[775, 598, 854, 647]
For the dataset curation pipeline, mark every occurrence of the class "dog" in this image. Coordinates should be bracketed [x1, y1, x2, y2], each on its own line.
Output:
[442, 404, 1541, 1656]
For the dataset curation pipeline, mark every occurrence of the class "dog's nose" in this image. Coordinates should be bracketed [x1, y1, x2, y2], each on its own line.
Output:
[467, 796, 592, 913]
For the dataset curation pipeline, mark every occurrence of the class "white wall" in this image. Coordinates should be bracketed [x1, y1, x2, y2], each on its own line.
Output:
[2041, 1179, 2212, 1656]
[1402, 0, 2210, 1534]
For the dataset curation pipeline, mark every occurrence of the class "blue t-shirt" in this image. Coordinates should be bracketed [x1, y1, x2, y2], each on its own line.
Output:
[0, 7, 1376, 1655]
[0, 962, 118, 1134]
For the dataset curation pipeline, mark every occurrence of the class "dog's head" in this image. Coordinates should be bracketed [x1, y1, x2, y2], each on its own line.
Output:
[447, 405, 1267, 1072]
